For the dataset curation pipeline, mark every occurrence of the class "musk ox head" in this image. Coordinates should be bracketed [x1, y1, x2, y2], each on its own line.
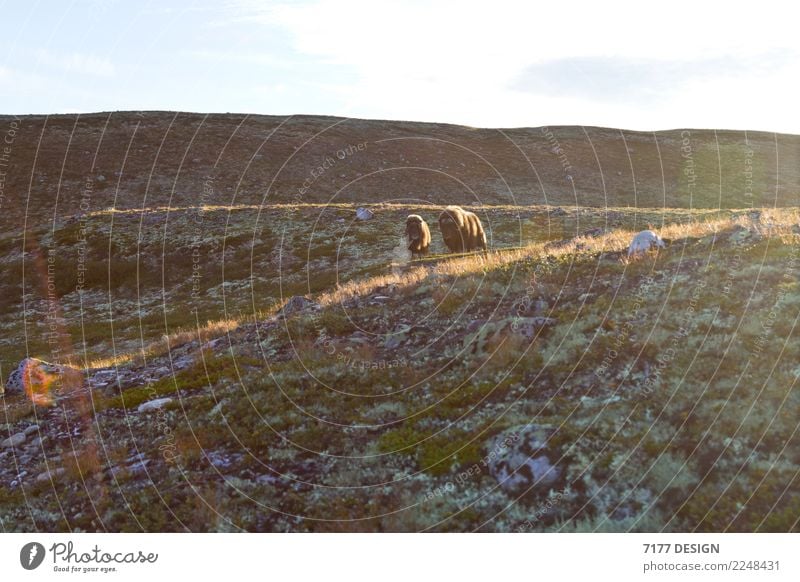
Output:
[439, 205, 466, 229]
[406, 214, 431, 257]
[439, 206, 468, 252]
[405, 214, 424, 241]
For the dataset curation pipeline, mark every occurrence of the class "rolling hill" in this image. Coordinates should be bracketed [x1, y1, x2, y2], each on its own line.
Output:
[0, 112, 798, 532]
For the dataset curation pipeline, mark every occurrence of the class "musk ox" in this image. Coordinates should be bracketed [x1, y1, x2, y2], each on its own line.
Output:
[438, 205, 488, 253]
[405, 214, 431, 258]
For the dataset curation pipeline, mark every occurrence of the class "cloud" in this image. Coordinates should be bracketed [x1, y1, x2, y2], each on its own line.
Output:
[5, 0, 799, 131]
[35, 49, 116, 77]
[218, 0, 800, 131]
[182, 49, 294, 68]
[511, 52, 797, 104]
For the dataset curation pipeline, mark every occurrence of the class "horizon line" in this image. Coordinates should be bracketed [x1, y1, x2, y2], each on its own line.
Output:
[0, 110, 797, 137]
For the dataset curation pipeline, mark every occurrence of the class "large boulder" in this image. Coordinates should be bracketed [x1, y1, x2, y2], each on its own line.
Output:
[627, 230, 666, 257]
[137, 397, 174, 413]
[3, 358, 83, 404]
[485, 425, 564, 495]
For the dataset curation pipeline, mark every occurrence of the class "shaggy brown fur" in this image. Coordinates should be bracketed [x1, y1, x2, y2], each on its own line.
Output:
[438, 205, 488, 253]
[405, 214, 431, 258]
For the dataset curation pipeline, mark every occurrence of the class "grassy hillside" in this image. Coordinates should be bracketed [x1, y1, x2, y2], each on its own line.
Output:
[1, 113, 799, 233]
[0, 113, 798, 532]
[0, 202, 733, 369]
[1, 203, 798, 532]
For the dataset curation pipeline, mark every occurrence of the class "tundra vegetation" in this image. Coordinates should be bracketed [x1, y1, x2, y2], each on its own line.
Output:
[0, 113, 798, 532]
[1, 202, 798, 532]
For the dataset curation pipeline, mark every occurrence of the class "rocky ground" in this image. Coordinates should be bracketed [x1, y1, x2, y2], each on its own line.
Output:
[1, 205, 798, 532]
[1, 113, 798, 531]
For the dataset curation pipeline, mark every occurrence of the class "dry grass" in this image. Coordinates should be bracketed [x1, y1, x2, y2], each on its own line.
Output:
[83, 207, 799, 371]
[320, 208, 800, 305]
[87, 202, 761, 218]
[86, 317, 242, 370]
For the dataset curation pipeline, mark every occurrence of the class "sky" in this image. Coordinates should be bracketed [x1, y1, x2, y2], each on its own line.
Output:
[1, 0, 799, 132]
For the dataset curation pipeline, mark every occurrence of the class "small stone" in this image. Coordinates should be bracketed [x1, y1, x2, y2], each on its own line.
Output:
[35, 467, 65, 483]
[2, 433, 26, 448]
[126, 452, 147, 464]
[23, 425, 40, 436]
[356, 207, 374, 220]
[256, 473, 280, 486]
[202, 337, 227, 351]
[277, 295, 320, 318]
[137, 398, 173, 413]
[172, 355, 193, 370]
[128, 459, 151, 474]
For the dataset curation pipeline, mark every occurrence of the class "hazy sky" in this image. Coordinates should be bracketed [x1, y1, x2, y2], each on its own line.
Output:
[1, 0, 798, 132]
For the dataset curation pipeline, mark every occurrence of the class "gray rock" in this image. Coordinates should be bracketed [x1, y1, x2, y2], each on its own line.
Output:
[127, 459, 151, 475]
[201, 338, 227, 351]
[485, 425, 563, 495]
[509, 317, 557, 339]
[383, 333, 405, 350]
[35, 467, 66, 483]
[137, 397, 173, 413]
[627, 230, 666, 257]
[172, 355, 194, 370]
[465, 319, 487, 333]
[4, 357, 82, 394]
[23, 425, 40, 436]
[356, 207, 374, 220]
[126, 452, 147, 464]
[152, 366, 171, 378]
[2, 432, 26, 448]
[277, 295, 320, 318]
[463, 316, 556, 354]
[256, 473, 280, 486]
